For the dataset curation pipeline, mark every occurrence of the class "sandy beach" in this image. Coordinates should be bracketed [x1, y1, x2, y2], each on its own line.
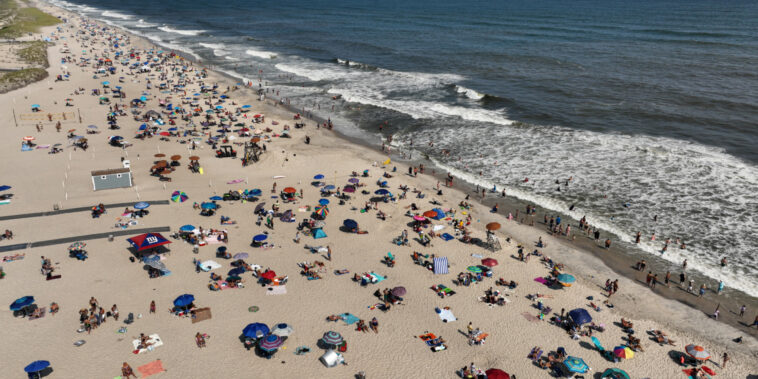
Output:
[1, 2, 757, 378]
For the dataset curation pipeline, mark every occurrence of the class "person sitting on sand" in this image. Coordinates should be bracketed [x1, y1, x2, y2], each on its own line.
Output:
[369, 317, 379, 333]
[652, 330, 676, 345]
[121, 362, 137, 379]
[195, 332, 206, 348]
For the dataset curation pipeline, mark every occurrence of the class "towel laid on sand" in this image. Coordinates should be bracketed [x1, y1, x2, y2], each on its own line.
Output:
[438, 308, 457, 323]
[339, 313, 360, 325]
[265, 285, 287, 295]
[132, 334, 163, 354]
[137, 360, 165, 378]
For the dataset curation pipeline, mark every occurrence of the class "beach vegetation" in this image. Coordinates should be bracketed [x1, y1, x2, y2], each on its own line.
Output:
[0, 0, 61, 38]
[0, 67, 47, 93]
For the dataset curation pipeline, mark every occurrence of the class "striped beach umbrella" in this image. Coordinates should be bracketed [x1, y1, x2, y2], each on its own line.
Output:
[314, 206, 329, 217]
[321, 331, 343, 346]
[613, 346, 634, 360]
[557, 273, 576, 286]
[685, 344, 711, 361]
[563, 356, 589, 373]
[467, 266, 482, 273]
[601, 368, 630, 379]
[258, 334, 283, 352]
[171, 191, 188, 202]
[68, 241, 86, 251]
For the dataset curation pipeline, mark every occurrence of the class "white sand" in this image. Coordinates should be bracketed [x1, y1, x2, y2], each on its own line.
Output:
[0, 3, 756, 378]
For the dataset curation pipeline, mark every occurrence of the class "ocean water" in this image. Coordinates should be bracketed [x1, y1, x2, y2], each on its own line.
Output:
[48, 0, 758, 296]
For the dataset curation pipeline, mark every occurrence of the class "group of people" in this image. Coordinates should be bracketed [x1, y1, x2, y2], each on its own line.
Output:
[78, 297, 118, 334]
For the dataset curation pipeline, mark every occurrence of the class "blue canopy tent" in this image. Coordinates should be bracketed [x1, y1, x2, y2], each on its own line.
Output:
[127, 233, 171, 252]
[313, 228, 327, 239]
[568, 308, 592, 325]
[431, 208, 446, 220]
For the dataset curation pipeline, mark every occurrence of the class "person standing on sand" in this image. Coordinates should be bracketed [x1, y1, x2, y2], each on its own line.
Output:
[739, 305, 746, 317]
[651, 274, 658, 289]
[327, 246, 332, 261]
[722, 352, 729, 368]
[680, 272, 686, 286]
[665, 271, 671, 287]
[718, 280, 725, 295]
[646, 272, 653, 287]
[150, 300, 156, 314]
[699, 283, 707, 297]
[753, 314, 758, 328]
[121, 362, 137, 379]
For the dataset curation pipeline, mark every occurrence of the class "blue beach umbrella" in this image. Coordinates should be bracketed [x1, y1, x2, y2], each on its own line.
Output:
[24, 360, 50, 373]
[201, 202, 217, 210]
[556, 273, 576, 286]
[253, 234, 268, 242]
[173, 294, 195, 308]
[134, 202, 150, 210]
[10, 296, 35, 311]
[249, 189, 262, 196]
[568, 308, 592, 325]
[0, 185, 11, 191]
[179, 224, 195, 232]
[242, 105, 251, 108]
[209, 196, 223, 201]
[228, 267, 245, 276]
[318, 199, 330, 206]
[374, 189, 390, 196]
[243, 323, 270, 339]
[258, 334, 284, 352]
[140, 96, 147, 102]
[343, 219, 358, 230]
[563, 356, 589, 374]
[313, 174, 324, 180]
[31, 104, 40, 108]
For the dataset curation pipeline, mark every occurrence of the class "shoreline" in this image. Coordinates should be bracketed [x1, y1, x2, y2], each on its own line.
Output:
[0, 1, 755, 377]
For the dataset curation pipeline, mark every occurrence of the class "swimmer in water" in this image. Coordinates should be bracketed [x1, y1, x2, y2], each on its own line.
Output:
[720, 257, 727, 267]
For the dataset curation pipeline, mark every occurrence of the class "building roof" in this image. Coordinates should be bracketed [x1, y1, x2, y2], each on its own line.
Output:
[91, 168, 131, 176]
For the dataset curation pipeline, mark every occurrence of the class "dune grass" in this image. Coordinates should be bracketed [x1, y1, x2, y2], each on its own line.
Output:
[0, 67, 47, 92]
[0, 0, 61, 38]
[17, 40, 49, 66]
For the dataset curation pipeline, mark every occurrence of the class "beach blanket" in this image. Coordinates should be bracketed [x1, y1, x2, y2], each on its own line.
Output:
[440, 233, 454, 241]
[370, 272, 386, 283]
[227, 178, 244, 184]
[137, 360, 165, 378]
[339, 313, 360, 325]
[534, 277, 549, 286]
[433, 257, 448, 274]
[204, 235, 221, 244]
[132, 334, 163, 354]
[3, 253, 25, 262]
[471, 254, 483, 259]
[199, 260, 221, 271]
[265, 285, 287, 295]
[29, 307, 46, 320]
[437, 308, 456, 323]
[0, 200, 10, 205]
[191, 307, 212, 324]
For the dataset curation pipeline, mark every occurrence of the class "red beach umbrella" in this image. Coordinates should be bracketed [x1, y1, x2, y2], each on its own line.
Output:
[481, 258, 498, 267]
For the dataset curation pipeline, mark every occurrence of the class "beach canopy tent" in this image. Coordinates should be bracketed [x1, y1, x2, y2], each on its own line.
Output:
[568, 308, 592, 325]
[433, 257, 449, 274]
[10, 296, 35, 311]
[127, 233, 171, 252]
[24, 360, 50, 374]
[173, 294, 195, 308]
[343, 219, 358, 230]
[431, 208, 446, 220]
[484, 369, 510, 379]
[312, 228, 327, 239]
[243, 323, 270, 339]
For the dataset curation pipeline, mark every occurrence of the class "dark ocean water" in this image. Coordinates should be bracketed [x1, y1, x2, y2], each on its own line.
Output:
[50, 0, 758, 296]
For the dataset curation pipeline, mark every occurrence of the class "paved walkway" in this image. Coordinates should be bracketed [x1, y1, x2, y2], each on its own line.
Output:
[0, 226, 171, 252]
[0, 200, 169, 221]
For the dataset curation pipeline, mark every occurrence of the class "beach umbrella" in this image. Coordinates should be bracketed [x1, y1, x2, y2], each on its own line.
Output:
[179, 224, 195, 232]
[258, 334, 284, 352]
[31, 104, 40, 108]
[601, 368, 630, 379]
[313, 174, 324, 180]
[253, 234, 268, 242]
[481, 258, 498, 267]
[432, 208, 446, 219]
[0, 185, 12, 191]
[413, 215, 426, 221]
[484, 369, 510, 379]
[348, 178, 360, 184]
[557, 273, 576, 286]
[226, 275, 242, 281]
[374, 189, 390, 196]
[23, 136, 35, 141]
[209, 196, 223, 201]
[242, 105, 251, 109]
[342, 185, 355, 193]
[323, 185, 336, 191]
[613, 346, 634, 360]
[159, 131, 171, 136]
[314, 206, 329, 217]
[343, 219, 358, 229]
[24, 360, 50, 374]
[249, 189, 262, 196]
[271, 323, 293, 337]
[391, 286, 407, 297]
[422, 210, 438, 218]
[189, 155, 200, 161]
[243, 323, 270, 339]
[260, 270, 276, 280]
[563, 356, 589, 373]
[568, 308, 592, 325]
[173, 294, 195, 308]
[228, 268, 245, 276]
[254, 202, 266, 213]
[321, 331, 343, 346]
[170, 154, 181, 160]
[201, 202, 217, 210]
[68, 241, 86, 251]
[233, 253, 248, 260]
[88, 125, 98, 129]
[282, 187, 296, 194]
[134, 201, 150, 210]
[318, 199, 330, 206]
[10, 296, 35, 311]
[467, 266, 482, 273]
[486, 222, 501, 231]
[127, 232, 171, 251]
[685, 344, 711, 361]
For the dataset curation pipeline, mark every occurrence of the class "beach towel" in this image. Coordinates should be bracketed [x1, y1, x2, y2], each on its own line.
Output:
[471, 253, 483, 259]
[265, 285, 287, 295]
[29, 307, 46, 320]
[132, 334, 163, 354]
[437, 308, 456, 323]
[339, 313, 360, 325]
[204, 235, 221, 244]
[534, 277, 548, 285]
[200, 260, 221, 271]
[227, 179, 244, 184]
[191, 307, 212, 324]
[370, 273, 386, 283]
[440, 233, 454, 241]
[0, 200, 10, 205]
[433, 257, 449, 274]
[137, 360, 165, 378]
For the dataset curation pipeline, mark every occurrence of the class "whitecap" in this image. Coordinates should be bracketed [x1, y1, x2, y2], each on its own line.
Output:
[158, 26, 205, 36]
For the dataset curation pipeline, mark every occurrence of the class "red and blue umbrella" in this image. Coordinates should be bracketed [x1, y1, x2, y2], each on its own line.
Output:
[321, 331, 343, 346]
[258, 334, 284, 352]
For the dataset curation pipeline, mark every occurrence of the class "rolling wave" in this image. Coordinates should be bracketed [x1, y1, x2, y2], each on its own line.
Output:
[158, 26, 205, 36]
